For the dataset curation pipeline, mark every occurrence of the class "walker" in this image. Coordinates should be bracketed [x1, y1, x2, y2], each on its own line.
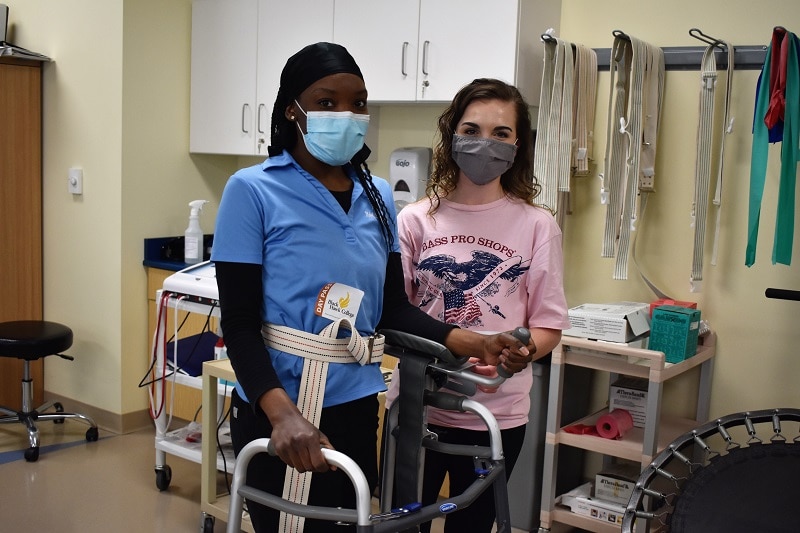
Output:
[226, 327, 530, 533]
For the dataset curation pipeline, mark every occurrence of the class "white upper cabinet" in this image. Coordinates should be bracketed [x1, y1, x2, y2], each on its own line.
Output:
[190, 0, 258, 155]
[333, 0, 420, 102]
[333, 0, 561, 104]
[190, 0, 560, 154]
[254, 0, 334, 155]
[190, 0, 333, 155]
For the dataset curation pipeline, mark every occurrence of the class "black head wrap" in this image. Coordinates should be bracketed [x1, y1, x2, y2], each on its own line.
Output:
[268, 42, 364, 156]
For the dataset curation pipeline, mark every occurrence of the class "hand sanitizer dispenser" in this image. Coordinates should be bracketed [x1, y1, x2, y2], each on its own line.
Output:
[389, 147, 432, 212]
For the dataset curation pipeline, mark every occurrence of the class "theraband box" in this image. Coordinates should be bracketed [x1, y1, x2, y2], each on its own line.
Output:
[648, 305, 702, 363]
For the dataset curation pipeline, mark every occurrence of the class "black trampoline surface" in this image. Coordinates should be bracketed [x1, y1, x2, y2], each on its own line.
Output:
[671, 442, 800, 533]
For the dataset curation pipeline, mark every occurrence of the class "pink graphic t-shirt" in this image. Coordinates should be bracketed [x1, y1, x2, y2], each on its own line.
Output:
[386, 196, 570, 430]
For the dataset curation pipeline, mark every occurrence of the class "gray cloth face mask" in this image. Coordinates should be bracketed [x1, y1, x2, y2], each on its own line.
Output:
[452, 134, 518, 185]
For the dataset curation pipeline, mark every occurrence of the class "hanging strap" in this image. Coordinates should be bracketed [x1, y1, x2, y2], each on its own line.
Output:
[534, 35, 574, 219]
[572, 44, 598, 177]
[710, 41, 735, 267]
[689, 45, 719, 292]
[261, 320, 384, 533]
[600, 34, 664, 281]
[600, 37, 630, 258]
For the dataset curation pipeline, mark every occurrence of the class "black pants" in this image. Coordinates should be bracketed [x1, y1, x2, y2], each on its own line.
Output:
[418, 423, 526, 533]
[230, 390, 380, 533]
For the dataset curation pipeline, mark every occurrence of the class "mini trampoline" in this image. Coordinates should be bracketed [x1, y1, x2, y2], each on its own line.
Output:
[622, 408, 800, 533]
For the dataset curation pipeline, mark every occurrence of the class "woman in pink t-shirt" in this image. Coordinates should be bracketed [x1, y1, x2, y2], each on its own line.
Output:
[386, 78, 570, 533]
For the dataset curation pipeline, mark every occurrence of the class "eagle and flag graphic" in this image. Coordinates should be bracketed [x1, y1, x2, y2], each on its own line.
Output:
[414, 250, 530, 327]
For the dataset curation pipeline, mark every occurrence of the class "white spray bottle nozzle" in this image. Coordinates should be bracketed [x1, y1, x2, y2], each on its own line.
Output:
[189, 200, 209, 217]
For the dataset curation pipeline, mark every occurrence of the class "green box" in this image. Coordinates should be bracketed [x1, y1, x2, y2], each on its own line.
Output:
[648, 305, 701, 363]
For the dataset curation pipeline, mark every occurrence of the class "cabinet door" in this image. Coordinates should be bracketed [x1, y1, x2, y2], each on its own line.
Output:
[255, 0, 335, 155]
[333, 0, 420, 102]
[190, 0, 259, 155]
[417, 0, 519, 101]
[0, 60, 44, 410]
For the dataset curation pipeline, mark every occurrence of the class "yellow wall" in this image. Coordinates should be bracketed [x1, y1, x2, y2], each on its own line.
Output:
[3, 0, 799, 429]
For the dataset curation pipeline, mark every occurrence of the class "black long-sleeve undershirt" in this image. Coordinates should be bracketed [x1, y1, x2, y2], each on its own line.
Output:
[215, 252, 455, 413]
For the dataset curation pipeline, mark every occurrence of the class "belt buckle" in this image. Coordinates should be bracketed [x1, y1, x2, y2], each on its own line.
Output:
[366, 334, 375, 364]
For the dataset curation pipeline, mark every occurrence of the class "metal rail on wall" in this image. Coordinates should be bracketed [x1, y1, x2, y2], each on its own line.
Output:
[594, 28, 768, 71]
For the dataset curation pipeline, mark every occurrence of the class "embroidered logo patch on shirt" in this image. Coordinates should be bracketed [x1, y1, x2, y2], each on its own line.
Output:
[315, 282, 364, 322]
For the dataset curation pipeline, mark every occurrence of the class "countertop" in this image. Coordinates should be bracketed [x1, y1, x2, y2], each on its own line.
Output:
[143, 235, 213, 271]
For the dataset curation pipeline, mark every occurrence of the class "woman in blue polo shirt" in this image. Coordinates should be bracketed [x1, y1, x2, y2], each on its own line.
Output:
[211, 42, 532, 533]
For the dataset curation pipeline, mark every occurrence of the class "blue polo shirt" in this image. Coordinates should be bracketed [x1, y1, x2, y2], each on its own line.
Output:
[211, 151, 398, 407]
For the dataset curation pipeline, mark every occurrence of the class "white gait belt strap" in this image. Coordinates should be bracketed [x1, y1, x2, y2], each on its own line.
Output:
[534, 37, 597, 230]
[690, 41, 734, 292]
[534, 35, 574, 224]
[600, 35, 664, 280]
[709, 42, 735, 269]
[261, 321, 384, 533]
[573, 44, 598, 178]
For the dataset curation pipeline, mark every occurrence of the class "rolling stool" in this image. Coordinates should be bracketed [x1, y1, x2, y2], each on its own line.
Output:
[0, 320, 99, 461]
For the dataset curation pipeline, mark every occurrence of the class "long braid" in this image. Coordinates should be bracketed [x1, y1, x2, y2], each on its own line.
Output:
[351, 150, 395, 253]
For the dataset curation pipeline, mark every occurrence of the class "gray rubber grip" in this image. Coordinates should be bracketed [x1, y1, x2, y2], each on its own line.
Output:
[496, 327, 531, 378]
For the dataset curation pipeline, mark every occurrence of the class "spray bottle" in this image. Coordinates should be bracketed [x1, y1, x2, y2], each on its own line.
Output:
[184, 200, 209, 264]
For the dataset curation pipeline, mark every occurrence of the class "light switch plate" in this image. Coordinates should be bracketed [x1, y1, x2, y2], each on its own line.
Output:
[68, 167, 83, 194]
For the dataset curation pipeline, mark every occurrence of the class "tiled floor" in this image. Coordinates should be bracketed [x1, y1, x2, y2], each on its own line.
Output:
[0, 420, 583, 532]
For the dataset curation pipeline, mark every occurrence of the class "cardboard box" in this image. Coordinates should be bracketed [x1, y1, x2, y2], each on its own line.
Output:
[609, 376, 648, 428]
[595, 461, 641, 505]
[560, 482, 625, 526]
[648, 305, 702, 363]
[563, 302, 651, 343]
[649, 298, 697, 317]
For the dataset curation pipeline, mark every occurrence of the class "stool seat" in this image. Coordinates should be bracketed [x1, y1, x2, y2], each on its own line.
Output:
[0, 321, 73, 360]
[0, 319, 97, 461]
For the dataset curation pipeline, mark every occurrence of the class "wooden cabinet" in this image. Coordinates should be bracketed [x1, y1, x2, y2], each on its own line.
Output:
[0, 58, 44, 409]
[189, 0, 334, 155]
[333, 0, 561, 103]
[538, 333, 716, 533]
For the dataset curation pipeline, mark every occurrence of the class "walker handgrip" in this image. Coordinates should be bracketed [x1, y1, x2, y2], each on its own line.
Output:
[496, 327, 531, 379]
[380, 329, 469, 366]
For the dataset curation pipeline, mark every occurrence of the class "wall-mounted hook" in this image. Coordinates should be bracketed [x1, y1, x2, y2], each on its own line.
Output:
[540, 27, 556, 43]
[689, 28, 727, 51]
[612, 29, 630, 41]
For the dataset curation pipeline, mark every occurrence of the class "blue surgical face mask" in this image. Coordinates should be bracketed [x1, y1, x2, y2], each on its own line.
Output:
[295, 101, 370, 166]
[452, 134, 518, 185]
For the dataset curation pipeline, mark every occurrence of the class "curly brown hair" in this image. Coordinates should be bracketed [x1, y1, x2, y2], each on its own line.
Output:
[426, 78, 541, 215]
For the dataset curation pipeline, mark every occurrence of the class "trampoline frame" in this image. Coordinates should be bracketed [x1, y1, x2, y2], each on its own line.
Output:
[622, 407, 800, 532]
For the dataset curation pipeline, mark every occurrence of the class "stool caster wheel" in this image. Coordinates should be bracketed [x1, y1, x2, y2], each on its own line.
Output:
[25, 446, 40, 462]
[85, 426, 99, 442]
[155, 465, 172, 491]
[53, 402, 65, 424]
[202, 513, 215, 533]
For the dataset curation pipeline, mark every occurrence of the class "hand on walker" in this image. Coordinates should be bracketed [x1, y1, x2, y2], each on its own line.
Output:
[478, 330, 534, 376]
[259, 389, 336, 473]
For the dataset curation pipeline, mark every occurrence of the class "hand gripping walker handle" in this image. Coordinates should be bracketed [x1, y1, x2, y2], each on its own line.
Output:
[496, 327, 531, 379]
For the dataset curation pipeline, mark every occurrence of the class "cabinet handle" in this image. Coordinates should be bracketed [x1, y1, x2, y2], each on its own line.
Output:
[401, 41, 408, 77]
[422, 40, 430, 76]
[257, 103, 266, 134]
[241, 103, 250, 134]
